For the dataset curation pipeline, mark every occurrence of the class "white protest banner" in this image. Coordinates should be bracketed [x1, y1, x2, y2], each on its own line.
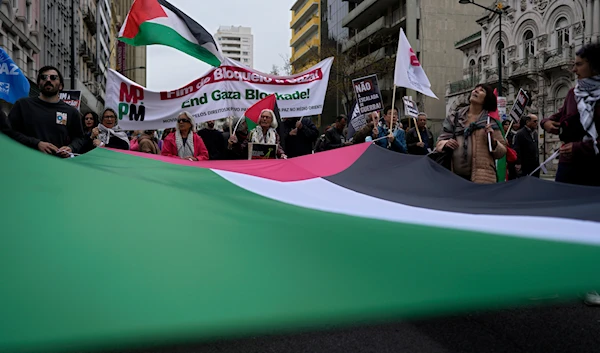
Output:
[106, 57, 334, 130]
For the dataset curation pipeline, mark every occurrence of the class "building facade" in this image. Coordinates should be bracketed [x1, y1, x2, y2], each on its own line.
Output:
[339, 0, 482, 135]
[0, 0, 41, 112]
[215, 26, 254, 68]
[290, 0, 321, 73]
[446, 0, 599, 176]
[110, 0, 146, 87]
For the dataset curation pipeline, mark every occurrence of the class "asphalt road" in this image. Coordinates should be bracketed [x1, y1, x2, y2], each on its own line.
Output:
[107, 301, 600, 353]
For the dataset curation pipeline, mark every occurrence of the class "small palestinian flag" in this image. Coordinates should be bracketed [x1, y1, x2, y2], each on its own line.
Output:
[242, 94, 281, 131]
[118, 0, 222, 67]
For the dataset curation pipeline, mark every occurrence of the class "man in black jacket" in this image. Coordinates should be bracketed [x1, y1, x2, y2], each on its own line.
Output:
[514, 114, 540, 177]
[324, 115, 350, 151]
[8, 66, 85, 157]
[198, 120, 226, 160]
[406, 113, 434, 155]
[280, 117, 319, 158]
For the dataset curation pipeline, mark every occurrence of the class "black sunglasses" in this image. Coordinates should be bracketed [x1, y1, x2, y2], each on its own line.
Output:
[178, 119, 191, 123]
[40, 74, 59, 81]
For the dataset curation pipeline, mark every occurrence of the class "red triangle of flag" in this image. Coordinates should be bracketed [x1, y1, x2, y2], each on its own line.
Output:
[122, 0, 168, 39]
[244, 94, 276, 126]
[488, 88, 500, 121]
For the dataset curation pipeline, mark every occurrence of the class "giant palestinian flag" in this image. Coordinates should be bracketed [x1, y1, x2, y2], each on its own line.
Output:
[1, 133, 600, 352]
[119, 0, 222, 66]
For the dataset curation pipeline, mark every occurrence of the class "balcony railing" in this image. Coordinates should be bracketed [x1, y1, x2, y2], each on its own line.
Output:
[448, 75, 481, 95]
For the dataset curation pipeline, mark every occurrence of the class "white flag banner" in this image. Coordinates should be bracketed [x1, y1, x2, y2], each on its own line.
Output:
[106, 57, 333, 130]
[394, 28, 437, 99]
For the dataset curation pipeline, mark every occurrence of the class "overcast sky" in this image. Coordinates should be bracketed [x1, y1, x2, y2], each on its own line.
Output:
[146, 0, 294, 91]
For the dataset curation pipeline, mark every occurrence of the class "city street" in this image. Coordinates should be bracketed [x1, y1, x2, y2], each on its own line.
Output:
[119, 302, 600, 353]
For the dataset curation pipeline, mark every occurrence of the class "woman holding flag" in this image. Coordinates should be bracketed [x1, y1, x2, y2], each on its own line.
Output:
[245, 109, 287, 159]
[436, 84, 507, 184]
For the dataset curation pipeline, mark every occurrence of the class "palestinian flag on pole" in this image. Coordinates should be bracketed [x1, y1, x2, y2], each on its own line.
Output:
[2, 133, 600, 352]
[118, 0, 222, 67]
[242, 93, 281, 131]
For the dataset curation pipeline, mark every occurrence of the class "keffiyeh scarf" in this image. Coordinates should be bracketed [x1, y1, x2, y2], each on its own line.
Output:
[175, 131, 195, 158]
[574, 75, 600, 154]
[251, 127, 277, 144]
[98, 124, 129, 147]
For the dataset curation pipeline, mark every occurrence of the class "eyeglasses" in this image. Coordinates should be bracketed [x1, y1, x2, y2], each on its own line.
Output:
[40, 74, 59, 81]
[178, 119, 191, 123]
[103, 115, 116, 120]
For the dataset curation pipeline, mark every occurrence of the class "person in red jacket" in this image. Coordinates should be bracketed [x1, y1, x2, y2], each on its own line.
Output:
[161, 112, 209, 161]
[541, 42, 600, 186]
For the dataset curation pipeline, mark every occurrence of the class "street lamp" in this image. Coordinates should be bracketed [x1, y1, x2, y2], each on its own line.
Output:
[459, 0, 504, 96]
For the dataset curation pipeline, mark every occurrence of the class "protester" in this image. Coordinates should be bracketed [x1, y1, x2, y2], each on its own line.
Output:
[352, 112, 379, 144]
[541, 42, 600, 187]
[374, 106, 407, 153]
[198, 120, 226, 160]
[323, 115, 351, 150]
[159, 128, 174, 151]
[0, 110, 11, 137]
[406, 113, 433, 155]
[502, 119, 518, 180]
[436, 84, 507, 183]
[225, 118, 250, 160]
[130, 130, 160, 154]
[161, 112, 209, 161]
[8, 65, 85, 157]
[514, 114, 540, 178]
[89, 108, 130, 150]
[244, 109, 287, 159]
[82, 111, 99, 135]
[280, 116, 319, 158]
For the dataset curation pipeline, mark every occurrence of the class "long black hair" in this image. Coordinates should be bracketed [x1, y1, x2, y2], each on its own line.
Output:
[81, 111, 99, 132]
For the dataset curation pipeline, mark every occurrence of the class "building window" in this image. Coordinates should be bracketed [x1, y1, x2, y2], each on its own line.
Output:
[243, 58, 249, 62]
[556, 17, 569, 53]
[468, 59, 477, 78]
[416, 19, 420, 40]
[26, 1, 32, 25]
[242, 51, 248, 55]
[497, 41, 506, 66]
[523, 30, 535, 58]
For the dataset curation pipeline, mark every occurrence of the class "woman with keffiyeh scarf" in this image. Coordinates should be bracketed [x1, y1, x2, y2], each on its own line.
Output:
[436, 84, 507, 184]
[90, 108, 130, 150]
[161, 112, 209, 161]
[243, 109, 287, 159]
[542, 42, 600, 187]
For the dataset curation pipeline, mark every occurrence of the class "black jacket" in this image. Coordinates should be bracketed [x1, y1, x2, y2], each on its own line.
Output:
[280, 117, 319, 158]
[514, 127, 540, 177]
[198, 128, 227, 160]
[406, 127, 433, 155]
[324, 126, 346, 150]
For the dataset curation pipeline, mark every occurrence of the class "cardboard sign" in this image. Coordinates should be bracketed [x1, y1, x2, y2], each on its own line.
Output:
[248, 143, 277, 160]
[352, 74, 383, 115]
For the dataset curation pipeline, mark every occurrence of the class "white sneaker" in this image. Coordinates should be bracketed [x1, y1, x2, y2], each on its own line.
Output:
[584, 291, 600, 306]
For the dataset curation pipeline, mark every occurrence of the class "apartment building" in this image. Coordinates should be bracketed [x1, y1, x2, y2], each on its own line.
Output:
[339, 0, 481, 134]
[290, 0, 321, 73]
[215, 26, 254, 68]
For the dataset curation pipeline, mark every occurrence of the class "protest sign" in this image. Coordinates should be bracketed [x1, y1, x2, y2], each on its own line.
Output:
[106, 57, 334, 130]
[403, 96, 419, 117]
[497, 96, 507, 121]
[352, 74, 383, 115]
[60, 90, 81, 110]
[509, 89, 530, 123]
[248, 143, 277, 160]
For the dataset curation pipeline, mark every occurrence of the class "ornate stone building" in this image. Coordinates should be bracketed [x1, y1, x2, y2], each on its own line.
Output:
[446, 0, 599, 176]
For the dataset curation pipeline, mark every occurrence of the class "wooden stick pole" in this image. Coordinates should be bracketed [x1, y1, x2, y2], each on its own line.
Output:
[413, 117, 422, 142]
[390, 85, 397, 132]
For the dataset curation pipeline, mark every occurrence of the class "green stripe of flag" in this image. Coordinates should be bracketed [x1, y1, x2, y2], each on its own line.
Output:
[119, 22, 221, 67]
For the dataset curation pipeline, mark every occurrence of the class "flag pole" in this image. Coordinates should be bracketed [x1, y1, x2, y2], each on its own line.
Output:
[390, 85, 397, 130]
[413, 117, 422, 142]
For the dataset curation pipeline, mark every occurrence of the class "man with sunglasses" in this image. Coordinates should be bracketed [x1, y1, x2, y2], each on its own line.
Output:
[8, 66, 85, 157]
